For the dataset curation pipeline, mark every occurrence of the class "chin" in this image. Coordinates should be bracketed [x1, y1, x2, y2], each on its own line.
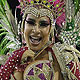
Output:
[29, 43, 43, 51]
[30, 47, 41, 51]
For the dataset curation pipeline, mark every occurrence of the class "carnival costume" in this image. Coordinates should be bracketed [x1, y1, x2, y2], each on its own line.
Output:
[0, 0, 80, 80]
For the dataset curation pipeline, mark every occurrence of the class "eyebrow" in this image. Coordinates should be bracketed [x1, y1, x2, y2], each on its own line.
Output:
[26, 18, 50, 24]
[26, 18, 36, 22]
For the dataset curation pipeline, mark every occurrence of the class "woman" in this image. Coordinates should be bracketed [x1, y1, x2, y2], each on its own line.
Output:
[0, 0, 80, 80]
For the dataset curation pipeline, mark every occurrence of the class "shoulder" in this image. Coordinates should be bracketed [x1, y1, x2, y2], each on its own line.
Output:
[7, 46, 28, 57]
[52, 42, 80, 80]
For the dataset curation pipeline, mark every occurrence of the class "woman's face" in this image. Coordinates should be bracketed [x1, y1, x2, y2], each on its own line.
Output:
[24, 14, 51, 51]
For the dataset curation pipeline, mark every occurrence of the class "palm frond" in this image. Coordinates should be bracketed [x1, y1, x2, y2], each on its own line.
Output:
[0, 41, 13, 55]
[0, 0, 21, 56]
[5, 1, 18, 35]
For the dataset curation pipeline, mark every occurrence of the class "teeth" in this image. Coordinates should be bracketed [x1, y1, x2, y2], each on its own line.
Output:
[31, 36, 39, 40]
[31, 36, 39, 42]
[31, 38, 39, 42]
[29, 36, 42, 45]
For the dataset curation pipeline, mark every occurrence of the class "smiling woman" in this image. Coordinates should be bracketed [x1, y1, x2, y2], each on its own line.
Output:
[0, 0, 80, 80]
[24, 14, 51, 51]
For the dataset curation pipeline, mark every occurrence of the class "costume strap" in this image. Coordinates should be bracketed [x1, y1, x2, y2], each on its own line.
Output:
[52, 42, 80, 80]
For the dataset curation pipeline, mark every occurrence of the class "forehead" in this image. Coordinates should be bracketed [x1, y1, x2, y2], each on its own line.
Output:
[26, 14, 50, 21]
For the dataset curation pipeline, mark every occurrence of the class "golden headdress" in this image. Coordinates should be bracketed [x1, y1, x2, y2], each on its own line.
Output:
[18, 0, 65, 27]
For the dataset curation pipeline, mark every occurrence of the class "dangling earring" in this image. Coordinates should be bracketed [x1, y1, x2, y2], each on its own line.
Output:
[17, 21, 25, 46]
[50, 19, 56, 43]
[18, 24, 26, 46]
[50, 27, 55, 43]
[20, 17, 27, 46]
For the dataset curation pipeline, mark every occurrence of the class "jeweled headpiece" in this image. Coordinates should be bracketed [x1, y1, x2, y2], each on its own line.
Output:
[18, 0, 65, 27]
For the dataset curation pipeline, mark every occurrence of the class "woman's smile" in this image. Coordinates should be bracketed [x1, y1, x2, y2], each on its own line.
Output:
[24, 14, 51, 51]
[29, 35, 42, 46]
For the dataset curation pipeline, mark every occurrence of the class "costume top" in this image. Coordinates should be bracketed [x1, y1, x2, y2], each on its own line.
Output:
[0, 43, 80, 80]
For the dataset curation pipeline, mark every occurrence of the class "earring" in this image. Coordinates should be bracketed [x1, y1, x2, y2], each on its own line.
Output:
[49, 26, 55, 43]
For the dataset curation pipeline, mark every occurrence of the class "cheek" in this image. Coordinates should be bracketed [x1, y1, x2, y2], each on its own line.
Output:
[24, 24, 32, 37]
[42, 26, 50, 37]
[24, 28, 30, 40]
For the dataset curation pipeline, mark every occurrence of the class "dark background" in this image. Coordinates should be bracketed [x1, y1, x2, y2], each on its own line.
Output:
[7, 0, 22, 21]
[7, 0, 19, 15]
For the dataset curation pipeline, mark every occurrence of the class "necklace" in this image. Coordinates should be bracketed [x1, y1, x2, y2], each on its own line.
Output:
[23, 42, 55, 80]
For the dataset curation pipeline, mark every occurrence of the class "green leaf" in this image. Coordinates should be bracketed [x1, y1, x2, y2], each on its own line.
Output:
[0, 29, 7, 32]
[0, 38, 8, 49]
[0, 32, 8, 37]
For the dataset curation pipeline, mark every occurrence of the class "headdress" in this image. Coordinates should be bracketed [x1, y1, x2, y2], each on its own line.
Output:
[18, 0, 80, 47]
[59, 0, 80, 46]
[17, 0, 66, 44]
[18, 0, 65, 27]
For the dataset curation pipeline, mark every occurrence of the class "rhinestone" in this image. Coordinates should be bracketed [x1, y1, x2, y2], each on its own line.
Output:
[10, 66, 12, 68]
[23, 48, 25, 50]
[5, 69, 7, 71]
[1, 67, 3, 69]
[77, 67, 78, 69]
[5, 66, 7, 67]
[17, 60, 19, 62]
[0, 73, 2, 75]
[17, 55, 19, 57]
[9, 62, 10, 64]
[5, 77, 8, 79]
[1, 78, 3, 80]
[65, 56, 69, 59]
[15, 67, 18, 69]
[13, 65, 15, 67]
[12, 59, 14, 61]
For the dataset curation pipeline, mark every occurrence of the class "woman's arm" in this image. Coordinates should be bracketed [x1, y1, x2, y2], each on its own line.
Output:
[0, 47, 28, 80]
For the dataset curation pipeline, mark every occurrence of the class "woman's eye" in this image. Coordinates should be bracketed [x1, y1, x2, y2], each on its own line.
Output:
[26, 20, 35, 25]
[40, 22, 49, 27]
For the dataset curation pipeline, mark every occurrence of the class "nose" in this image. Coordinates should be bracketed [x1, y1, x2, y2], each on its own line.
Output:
[32, 23, 41, 34]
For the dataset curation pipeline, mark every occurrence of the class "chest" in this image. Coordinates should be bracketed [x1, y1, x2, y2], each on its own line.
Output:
[12, 50, 64, 80]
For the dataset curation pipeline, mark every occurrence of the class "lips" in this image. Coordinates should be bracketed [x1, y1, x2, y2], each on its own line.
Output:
[29, 36, 42, 45]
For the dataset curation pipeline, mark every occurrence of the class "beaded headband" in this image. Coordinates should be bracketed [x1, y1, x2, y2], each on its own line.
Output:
[18, 0, 65, 27]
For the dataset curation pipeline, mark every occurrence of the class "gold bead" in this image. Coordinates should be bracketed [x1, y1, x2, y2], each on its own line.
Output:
[30, 1, 34, 4]
[47, 5, 50, 8]
[36, 0, 39, 2]
[43, 0, 47, 4]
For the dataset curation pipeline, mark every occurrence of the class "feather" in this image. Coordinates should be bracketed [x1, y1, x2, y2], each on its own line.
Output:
[0, 20, 14, 35]
[75, 11, 80, 30]
[65, 0, 75, 24]
[5, 1, 18, 36]
[0, 0, 21, 56]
